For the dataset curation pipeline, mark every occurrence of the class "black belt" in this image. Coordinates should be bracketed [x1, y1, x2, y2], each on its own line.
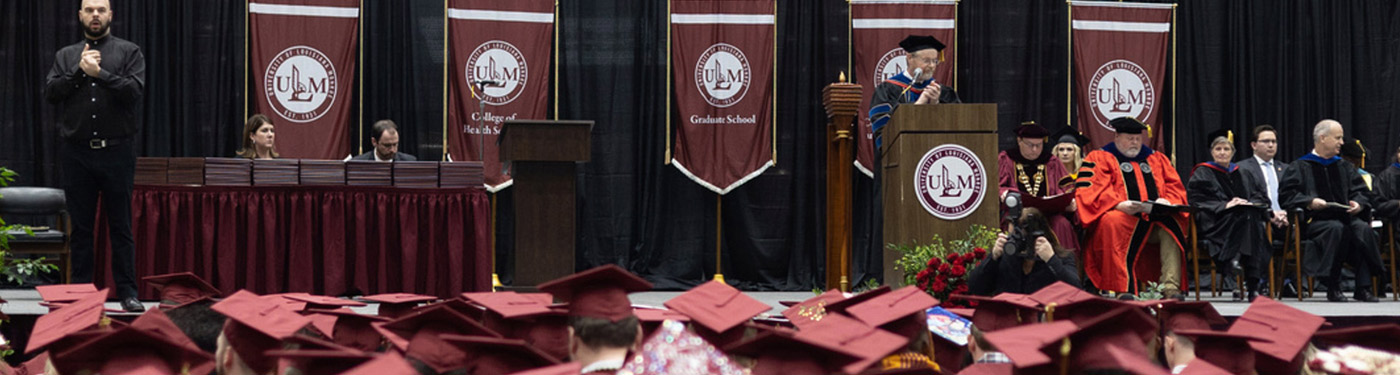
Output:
[73, 137, 130, 150]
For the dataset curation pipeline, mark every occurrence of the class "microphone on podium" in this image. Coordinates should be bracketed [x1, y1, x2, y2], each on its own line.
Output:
[899, 68, 923, 98]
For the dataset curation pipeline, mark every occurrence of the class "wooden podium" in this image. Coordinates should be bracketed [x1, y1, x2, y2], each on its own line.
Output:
[881, 104, 998, 284]
[500, 120, 593, 287]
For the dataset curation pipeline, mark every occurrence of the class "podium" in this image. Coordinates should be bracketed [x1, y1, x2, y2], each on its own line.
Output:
[500, 120, 593, 287]
[881, 104, 998, 284]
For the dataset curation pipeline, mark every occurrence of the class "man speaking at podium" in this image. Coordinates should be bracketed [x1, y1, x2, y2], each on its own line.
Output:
[868, 35, 961, 150]
[1074, 117, 1188, 300]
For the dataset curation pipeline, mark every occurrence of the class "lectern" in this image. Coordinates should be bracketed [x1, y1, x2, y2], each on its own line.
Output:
[881, 104, 998, 284]
[500, 120, 593, 286]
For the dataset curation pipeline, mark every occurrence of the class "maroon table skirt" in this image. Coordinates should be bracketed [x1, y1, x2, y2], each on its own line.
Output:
[92, 185, 491, 299]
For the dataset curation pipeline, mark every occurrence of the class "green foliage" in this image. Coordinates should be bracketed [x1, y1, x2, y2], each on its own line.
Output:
[891, 225, 1000, 287]
[1136, 281, 1166, 301]
[0, 166, 59, 289]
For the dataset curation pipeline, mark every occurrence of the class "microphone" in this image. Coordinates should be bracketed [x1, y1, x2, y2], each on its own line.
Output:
[899, 68, 923, 97]
[473, 80, 503, 87]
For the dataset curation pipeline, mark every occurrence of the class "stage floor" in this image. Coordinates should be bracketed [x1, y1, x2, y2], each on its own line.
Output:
[2, 289, 1397, 319]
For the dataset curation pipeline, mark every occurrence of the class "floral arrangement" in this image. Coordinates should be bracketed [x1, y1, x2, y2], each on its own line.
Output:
[1309, 345, 1400, 375]
[891, 225, 999, 307]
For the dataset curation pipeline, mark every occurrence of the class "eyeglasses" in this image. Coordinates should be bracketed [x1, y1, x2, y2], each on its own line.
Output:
[1018, 140, 1044, 149]
[1255, 140, 1277, 144]
[911, 57, 941, 65]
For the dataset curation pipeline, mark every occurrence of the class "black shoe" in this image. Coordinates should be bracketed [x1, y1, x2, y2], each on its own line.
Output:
[1354, 290, 1380, 303]
[1163, 289, 1186, 301]
[1247, 290, 1259, 302]
[120, 297, 146, 312]
[1116, 293, 1137, 301]
[1231, 291, 1244, 302]
[1326, 290, 1350, 302]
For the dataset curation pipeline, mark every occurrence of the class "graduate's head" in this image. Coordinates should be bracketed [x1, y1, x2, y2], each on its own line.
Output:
[899, 35, 944, 82]
[1206, 129, 1234, 165]
[1312, 120, 1344, 159]
[1014, 121, 1050, 160]
[1251, 124, 1278, 160]
[1109, 117, 1147, 158]
[79, 0, 112, 39]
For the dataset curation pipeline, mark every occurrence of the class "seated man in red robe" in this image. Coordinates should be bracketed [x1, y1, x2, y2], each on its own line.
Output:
[1074, 117, 1188, 300]
[997, 121, 1079, 252]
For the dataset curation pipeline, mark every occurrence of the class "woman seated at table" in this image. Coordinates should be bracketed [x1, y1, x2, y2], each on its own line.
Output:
[236, 114, 278, 160]
[1187, 129, 1271, 301]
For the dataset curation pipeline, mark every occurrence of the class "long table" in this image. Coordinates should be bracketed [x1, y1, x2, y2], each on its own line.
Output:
[88, 160, 492, 299]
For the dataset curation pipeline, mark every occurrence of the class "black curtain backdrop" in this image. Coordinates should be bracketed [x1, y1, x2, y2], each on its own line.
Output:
[3, 0, 1399, 291]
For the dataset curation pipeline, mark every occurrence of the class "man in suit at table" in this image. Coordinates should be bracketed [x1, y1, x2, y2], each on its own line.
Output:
[1237, 124, 1290, 230]
[351, 119, 417, 162]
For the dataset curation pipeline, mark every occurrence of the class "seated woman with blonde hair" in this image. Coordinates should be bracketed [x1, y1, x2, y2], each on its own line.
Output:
[236, 114, 278, 160]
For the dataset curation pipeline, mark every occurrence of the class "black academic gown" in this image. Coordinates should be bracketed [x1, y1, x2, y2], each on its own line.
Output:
[1187, 163, 1271, 277]
[1279, 155, 1386, 278]
[1370, 164, 1400, 220]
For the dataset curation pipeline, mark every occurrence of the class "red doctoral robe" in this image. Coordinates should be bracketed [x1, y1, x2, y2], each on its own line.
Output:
[1074, 143, 1188, 293]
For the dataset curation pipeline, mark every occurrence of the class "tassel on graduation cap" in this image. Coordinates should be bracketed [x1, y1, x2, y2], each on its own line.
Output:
[1227, 130, 1233, 144]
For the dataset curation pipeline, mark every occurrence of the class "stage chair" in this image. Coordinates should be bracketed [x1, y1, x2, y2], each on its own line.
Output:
[1378, 219, 1397, 301]
[1189, 217, 1242, 301]
[1284, 209, 1314, 301]
[0, 187, 71, 284]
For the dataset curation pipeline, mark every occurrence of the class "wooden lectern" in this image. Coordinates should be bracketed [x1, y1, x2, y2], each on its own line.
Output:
[881, 104, 998, 284]
[823, 75, 862, 291]
[500, 120, 593, 287]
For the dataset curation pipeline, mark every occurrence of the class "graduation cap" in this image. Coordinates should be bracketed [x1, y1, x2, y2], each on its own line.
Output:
[282, 333, 365, 353]
[1341, 137, 1368, 161]
[1226, 297, 1325, 374]
[210, 290, 313, 374]
[1205, 129, 1234, 148]
[780, 289, 849, 329]
[505, 362, 583, 375]
[461, 291, 554, 319]
[142, 272, 222, 307]
[360, 293, 439, 319]
[36, 283, 100, 304]
[1053, 126, 1091, 148]
[1173, 329, 1272, 375]
[899, 35, 946, 54]
[1154, 300, 1228, 333]
[130, 307, 202, 353]
[792, 313, 908, 374]
[536, 264, 652, 321]
[1109, 116, 1151, 136]
[440, 335, 561, 375]
[302, 308, 390, 352]
[263, 349, 377, 375]
[1014, 121, 1050, 139]
[844, 286, 941, 339]
[49, 326, 214, 375]
[1310, 323, 1400, 355]
[635, 307, 693, 342]
[1176, 358, 1232, 375]
[980, 320, 1080, 368]
[618, 319, 749, 375]
[949, 293, 1041, 332]
[26, 288, 116, 354]
[725, 329, 861, 375]
[664, 280, 771, 334]
[379, 303, 501, 373]
[342, 351, 418, 375]
[282, 293, 368, 310]
[820, 285, 892, 316]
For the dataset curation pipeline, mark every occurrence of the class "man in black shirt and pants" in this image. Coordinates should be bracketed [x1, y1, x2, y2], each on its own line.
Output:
[44, 0, 146, 312]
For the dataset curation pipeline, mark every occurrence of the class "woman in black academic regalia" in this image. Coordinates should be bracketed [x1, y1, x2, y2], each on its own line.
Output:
[1186, 129, 1272, 301]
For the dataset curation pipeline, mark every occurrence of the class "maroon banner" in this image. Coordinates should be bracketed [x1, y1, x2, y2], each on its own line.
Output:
[250, 0, 359, 159]
[1071, 1, 1173, 150]
[447, 0, 554, 192]
[852, 0, 957, 178]
[670, 0, 776, 194]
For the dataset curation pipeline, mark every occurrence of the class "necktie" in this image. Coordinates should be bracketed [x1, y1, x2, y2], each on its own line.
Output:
[1263, 161, 1280, 211]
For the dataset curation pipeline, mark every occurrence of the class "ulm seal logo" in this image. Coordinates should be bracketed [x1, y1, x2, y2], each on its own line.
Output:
[914, 144, 987, 220]
[694, 43, 751, 108]
[872, 48, 907, 85]
[467, 40, 528, 106]
[265, 45, 337, 123]
[1088, 59, 1155, 131]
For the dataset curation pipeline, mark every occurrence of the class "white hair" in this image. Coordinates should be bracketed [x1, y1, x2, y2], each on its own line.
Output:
[1313, 120, 1340, 143]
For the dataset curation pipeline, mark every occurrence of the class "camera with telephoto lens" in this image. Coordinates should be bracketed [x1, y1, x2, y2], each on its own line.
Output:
[1002, 191, 1047, 258]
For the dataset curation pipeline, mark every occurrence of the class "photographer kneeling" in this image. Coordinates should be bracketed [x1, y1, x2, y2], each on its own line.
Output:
[968, 205, 1082, 296]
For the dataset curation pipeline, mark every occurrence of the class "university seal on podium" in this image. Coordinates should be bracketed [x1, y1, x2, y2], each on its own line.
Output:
[914, 144, 986, 220]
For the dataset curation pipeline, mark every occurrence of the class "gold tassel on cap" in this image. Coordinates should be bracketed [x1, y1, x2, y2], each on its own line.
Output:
[1227, 130, 1234, 144]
